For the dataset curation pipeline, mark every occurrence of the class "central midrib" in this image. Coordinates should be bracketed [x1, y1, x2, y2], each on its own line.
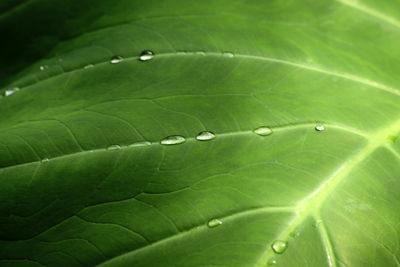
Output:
[255, 118, 400, 266]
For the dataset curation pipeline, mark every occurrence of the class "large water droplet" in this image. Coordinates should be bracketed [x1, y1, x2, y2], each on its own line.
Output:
[196, 131, 215, 141]
[139, 50, 154, 61]
[160, 135, 186, 145]
[110, 56, 123, 64]
[253, 126, 273, 136]
[3, 87, 19, 96]
[207, 218, 223, 228]
[315, 125, 325, 131]
[107, 145, 121, 150]
[271, 240, 288, 254]
[129, 141, 152, 147]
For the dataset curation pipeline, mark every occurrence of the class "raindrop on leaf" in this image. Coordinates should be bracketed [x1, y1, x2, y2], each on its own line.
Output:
[271, 240, 288, 254]
[110, 56, 124, 64]
[160, 136, 186, 145]
[207, 218, 223, 228]
[196, 131, 215, 141]
[139, 50, 154, 61]
[253, 126, 273, 136]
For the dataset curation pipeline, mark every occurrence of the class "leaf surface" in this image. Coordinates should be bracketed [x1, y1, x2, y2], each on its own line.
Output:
[1, 0, 400, 266]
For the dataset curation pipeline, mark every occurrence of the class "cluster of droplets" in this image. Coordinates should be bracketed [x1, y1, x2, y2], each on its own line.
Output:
[104, 123, 326, 150]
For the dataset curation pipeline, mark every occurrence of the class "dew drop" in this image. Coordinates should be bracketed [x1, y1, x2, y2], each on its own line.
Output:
[207, 218, 223, 228]
[160, 135, 186, 145]
[139, 50, 154, 61]
[110, 56, 123, 64]
[223, 51, 234, 58]
[196, 131, 215, 141]
[107, 145, 121, 150]
[271, 240, 288, 254]
[84, 64, 94, 69]
[39, 65, 48, 71]
[315, 125, 325, 131]
[3, 87, 19, 96]
[41, 158, 49, 163]
[289, 230, 300, 238]
[129, 141, 152, 147]
[253, 126, 273, 136]
[313, 219, 322, 228]
[268, 259, 277, 265]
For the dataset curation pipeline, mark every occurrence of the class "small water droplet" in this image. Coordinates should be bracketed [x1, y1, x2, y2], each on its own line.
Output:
[139, 50, 154, 61]
[107, 145, 121, 150]
[313, 219, 322, 228]
[110, 56, 123, 64]
[315, 125, 325, 131]
[207, 218, 223, 228]
[268, 259, 277, 265]
[196, 51, 206, 56]
[222, 52, 234, 58]
[160, 135, 186, 145]
[196, 131, 215, 141]
[271, 240, 288, 254]
[40, 65, 48, 71]
[41, 158, 49, 163]
[3, 87, 19, 96]
[253, 126, 273, 136]
[129, 141, 152, 147]
[84, 64, 94, 69]
[290, 230, 300, 238]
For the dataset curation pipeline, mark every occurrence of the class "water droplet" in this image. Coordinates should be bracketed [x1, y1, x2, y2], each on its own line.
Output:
[223, 52, 234, 58]
[84, 64, 94, 69]
[40, 65, 48, 71]
[290, 230, 300, 238]
[107, 145, 121, 150]
[3, 87, 19, 96]
[41, 158, 49, 163]
[110, 56, 123, 64]
[139, 50, 154, 61]
[268, 259, 277, 265]
[313, 219, 322, 228]
[196, 131, 215, 141]
[207, 218, 223, 228]
[129, 141, 152, 147]
[253, 126, 273, 136]
[160, 135, 186, 145]
[271, 240, 288, 254]
[196, 51, 206, 56]
[315, 125, 325, 131]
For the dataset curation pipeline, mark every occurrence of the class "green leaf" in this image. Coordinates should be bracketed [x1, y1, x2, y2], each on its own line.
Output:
[1, 0, 400, 266]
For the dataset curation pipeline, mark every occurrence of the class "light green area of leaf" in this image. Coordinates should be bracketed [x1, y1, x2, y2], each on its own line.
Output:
[1, 0, 400, 266]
